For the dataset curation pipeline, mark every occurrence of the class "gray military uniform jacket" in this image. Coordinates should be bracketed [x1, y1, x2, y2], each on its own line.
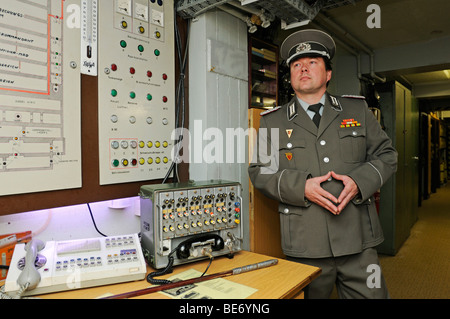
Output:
[248, 93, 398, 258]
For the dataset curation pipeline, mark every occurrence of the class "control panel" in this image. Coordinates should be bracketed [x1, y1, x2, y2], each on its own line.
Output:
[4, 234, 146, 297]
[139, 180, 243, 269]
[97, 0, 175, 185]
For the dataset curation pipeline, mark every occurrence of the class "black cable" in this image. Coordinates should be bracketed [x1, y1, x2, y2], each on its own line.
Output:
[87, 203, 108, 237]
[162, 12, 191, 184]
[200, 256, 213, 277]
[147, 250, 176, 285]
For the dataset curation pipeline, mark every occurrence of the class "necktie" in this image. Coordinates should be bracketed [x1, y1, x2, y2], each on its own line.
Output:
[308, 103, 322, 127]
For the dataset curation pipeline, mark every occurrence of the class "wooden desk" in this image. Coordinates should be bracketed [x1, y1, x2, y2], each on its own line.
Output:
[39, 251, 321, 299]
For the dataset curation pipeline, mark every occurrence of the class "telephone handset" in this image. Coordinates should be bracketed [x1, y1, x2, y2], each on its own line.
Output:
[17, 239, 45, 291]
[176, 234, 224, 259]
[147, 234, 227, 285]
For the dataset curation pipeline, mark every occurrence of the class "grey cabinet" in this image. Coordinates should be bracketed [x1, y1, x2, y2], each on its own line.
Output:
[376, 81, 419, 255]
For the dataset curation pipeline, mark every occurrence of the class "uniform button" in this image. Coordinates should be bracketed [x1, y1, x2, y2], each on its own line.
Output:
[283, 208, 289, 214]
[287, 142, 292, 149]
[352, 131, 358, 136]
[323, 157, 330, 163]
[320, 140, 326, 146]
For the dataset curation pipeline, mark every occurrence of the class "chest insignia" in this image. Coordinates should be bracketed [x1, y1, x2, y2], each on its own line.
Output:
[286, 129, 293, 138]
[340, 118, 361, 128]
[285, 152, 293, 161]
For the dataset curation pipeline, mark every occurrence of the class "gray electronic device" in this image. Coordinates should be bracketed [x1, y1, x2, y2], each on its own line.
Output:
[139, 180, 243, 269]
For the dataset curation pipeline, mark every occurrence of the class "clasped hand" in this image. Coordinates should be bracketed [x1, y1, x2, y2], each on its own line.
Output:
[305, 171, 359, 215]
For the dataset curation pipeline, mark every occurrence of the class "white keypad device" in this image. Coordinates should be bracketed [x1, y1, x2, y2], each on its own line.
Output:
[4, 233, 147, 297]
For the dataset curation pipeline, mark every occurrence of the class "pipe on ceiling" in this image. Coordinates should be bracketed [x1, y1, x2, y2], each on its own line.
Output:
[316, 12, 386, 83]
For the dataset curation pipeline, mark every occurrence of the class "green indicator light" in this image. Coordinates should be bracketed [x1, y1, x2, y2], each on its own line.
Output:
[147, 94, 152, 101]
[111, 89, 118, 97]
[138, 45, 144, 52]
[120, 40, 127, 48]
[112, 159, 119, 167]
[130, 91, 136, 99]
[154, 49, 160, 56]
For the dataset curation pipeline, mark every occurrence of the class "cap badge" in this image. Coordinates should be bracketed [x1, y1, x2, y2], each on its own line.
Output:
[296, 42, 311, 53]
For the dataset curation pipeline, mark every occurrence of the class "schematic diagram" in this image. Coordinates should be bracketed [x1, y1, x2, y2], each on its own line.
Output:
[0, 0, 81, 196]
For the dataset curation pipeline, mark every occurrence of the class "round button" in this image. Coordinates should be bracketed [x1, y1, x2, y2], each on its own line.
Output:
[129, 67, 135, 74]
[320, 140, 326, 146]
[155, 157, 161, 164]
[121, 141, 129, 149]
[120, 21, 128, 29]
[120, 40, 127, 48]
[129, 116, 136, 124]
[111, 64, 117, 71]
[129, 91, 136, 99]
[323, 157, 330, 163]
[162, 73, 168, 80]
[138, 26, 145, 34]
[110, 114, 118, 123]
[146, 117, 153, 124]
[162, 118, 168, 125]
[111, 141, 119, 149]
[111, 89, 118, 97]
[139, 141, 145, 148]
[122, 159, 129, 166]
[139, 158, 145, 165]
[162, 141, 168, 148]
[154, 49, 160, 56]
[112, 159, 120, 167]
[146, 94, 153, 101]
[352, 131, 358, 136]
[130, 140, 137, 148]
[283, 208, 289, 214]
[147, 157, 153, 164]
[137, 44, 144, 53]
[155, 31, 161, 39]
[163, 157, 169, 163]
[147, 141, 153, 148]
[147, 71, 152, 77]
[287, 143, 292, 149]
[155, 141, 161, 148]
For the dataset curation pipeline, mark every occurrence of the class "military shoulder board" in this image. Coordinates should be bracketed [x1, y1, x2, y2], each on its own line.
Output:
[342, 95, 366, 99]
[260, 106, 281, 116]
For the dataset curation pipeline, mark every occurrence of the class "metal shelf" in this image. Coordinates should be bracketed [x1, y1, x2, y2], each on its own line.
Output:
[176, 0, 361, 23]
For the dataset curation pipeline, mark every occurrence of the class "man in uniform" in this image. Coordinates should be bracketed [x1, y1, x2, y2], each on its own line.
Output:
[248, 29, 397, 298]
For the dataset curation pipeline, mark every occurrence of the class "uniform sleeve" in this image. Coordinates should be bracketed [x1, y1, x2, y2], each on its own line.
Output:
[248, 116, 311, 207]
[347, 103, 398, 203]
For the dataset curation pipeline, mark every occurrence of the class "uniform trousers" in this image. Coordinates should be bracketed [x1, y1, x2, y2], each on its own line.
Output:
[287, 248, 390, 299]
